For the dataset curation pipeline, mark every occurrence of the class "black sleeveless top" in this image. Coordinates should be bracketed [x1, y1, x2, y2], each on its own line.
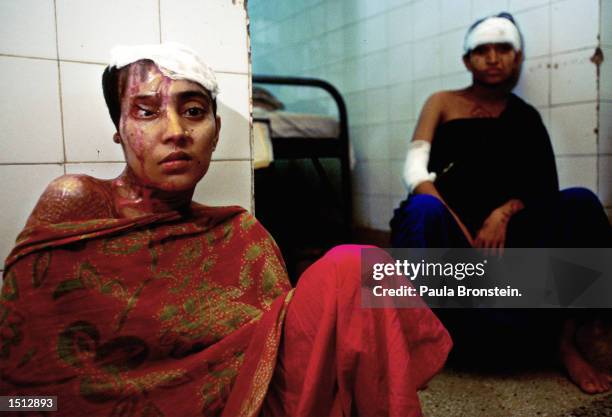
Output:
[428, 94, 559, 234]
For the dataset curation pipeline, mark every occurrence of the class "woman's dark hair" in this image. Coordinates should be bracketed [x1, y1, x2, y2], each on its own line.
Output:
[464, 12, 524, 57]
[102, 66, 123, 129]
[102, 61, 217, 130]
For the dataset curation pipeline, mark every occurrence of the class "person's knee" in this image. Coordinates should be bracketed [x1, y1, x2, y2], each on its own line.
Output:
[296, 245, 374, 298]
[320, 245, 391, 289]
[407, 194, 447, 218]
[391, 194, 453, 247]
[561, 187, 604, 213]
[322, 244, 373, 270]
[393, 194, 448, 227]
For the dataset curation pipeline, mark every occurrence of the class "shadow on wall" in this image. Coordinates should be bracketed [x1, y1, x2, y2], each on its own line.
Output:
[194, 101, 252, 210]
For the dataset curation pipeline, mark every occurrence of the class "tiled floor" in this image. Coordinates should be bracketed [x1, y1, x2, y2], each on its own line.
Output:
[349, 229, 612, 417]
[419, 368, 610, 417]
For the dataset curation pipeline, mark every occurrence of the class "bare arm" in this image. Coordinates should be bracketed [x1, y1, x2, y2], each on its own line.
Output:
[409, 93, 475, 246]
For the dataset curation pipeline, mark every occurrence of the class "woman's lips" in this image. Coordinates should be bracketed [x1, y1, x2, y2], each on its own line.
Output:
[159, 151, 192, 172]
[160, 151, 192, 163]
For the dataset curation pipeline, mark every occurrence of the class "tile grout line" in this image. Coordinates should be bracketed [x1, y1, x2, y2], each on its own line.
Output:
[0, 54, 57, 62]
[158, 0, 162, 43]
[0, 54, 248, 76]
[595, 0, 602, 204]
[0, 162, 64, 166]
[246, 1, 256, 214]
[264, 41, 597, 82]
[555, 154, 607, 158]
[52, 0, 67, 175]
[593, 0, 602, 200]
[548, 0, 553, 112]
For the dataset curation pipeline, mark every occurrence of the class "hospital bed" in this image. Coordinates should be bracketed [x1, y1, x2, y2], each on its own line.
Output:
[252, 75, 352, 278]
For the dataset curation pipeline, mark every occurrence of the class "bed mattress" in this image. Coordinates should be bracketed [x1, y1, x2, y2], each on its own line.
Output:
[253, 107, 339, 139]
[253, 107, 355, 170]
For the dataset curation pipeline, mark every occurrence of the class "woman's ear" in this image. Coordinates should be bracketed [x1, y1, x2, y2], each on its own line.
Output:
[462, 54, 472, 72]
[213, 115, 221, 151]
[113, 132, 121, 144]
[515, 50, 524, 65]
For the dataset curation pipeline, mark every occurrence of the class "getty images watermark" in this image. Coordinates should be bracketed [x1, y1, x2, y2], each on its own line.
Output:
[360, 248, 612, 308]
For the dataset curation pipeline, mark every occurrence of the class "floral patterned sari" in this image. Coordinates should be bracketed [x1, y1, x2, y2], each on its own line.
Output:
[1, 205, 292, 416]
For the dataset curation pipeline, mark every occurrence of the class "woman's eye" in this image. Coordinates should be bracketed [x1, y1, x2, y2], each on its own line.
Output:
[135, 106, 157, 118]
[184, 106, 206, 118]
[472, 46, 486, 55]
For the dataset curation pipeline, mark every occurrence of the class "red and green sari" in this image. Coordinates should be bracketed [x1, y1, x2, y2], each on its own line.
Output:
[0, 205, 292, 416]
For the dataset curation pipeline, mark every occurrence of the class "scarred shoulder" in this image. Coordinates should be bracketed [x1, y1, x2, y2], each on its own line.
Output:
[426, 89, 473, 113]
[421, 90, 451, 111]
[26, 174, 115, 227]
[413, 90, 459, 141]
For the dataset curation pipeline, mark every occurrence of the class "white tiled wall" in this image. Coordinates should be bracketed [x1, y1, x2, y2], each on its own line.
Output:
[556, 156, 598, 190]
[56, 0, 160, 63]
[515, 5, 549, 59]
[602, 0, 612, 48]
[0, 165, 64, 268]
[471, 0, 510, 19]
[600, 0, 612, 217]
[0, 0, 252, 270]
[551, 49, 598, 105]
[160, 0, 249, 74]
[65, 163, 125, 179]
[514, 57, 550, 107]
[193, 160, 253, 209]
[549, 103, 598, 155]
[0, 57, 63, 163]
[60, 62, 124, 162]
[550, 0, 599, 54]
[600, 102, 612, 155]
[250, 0, 609, 230]
[0, 0, 57, 59]
[599, 156, 612, 207]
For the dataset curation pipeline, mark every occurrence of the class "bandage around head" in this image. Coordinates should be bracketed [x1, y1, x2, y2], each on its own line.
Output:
[402, 140, 437, 193]
[464, 16, 521, 54]
[108, 42, 219, 98]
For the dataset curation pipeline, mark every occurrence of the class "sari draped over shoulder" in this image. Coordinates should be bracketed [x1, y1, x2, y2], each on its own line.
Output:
[0, 205, 292, 417]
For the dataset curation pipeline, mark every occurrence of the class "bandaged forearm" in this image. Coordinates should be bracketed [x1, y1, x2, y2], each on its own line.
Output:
[402, 140, 437, 193]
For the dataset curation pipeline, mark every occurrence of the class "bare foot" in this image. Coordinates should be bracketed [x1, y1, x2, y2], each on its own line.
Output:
[561, 346, 610, 394]
[561, 318, 611, 394]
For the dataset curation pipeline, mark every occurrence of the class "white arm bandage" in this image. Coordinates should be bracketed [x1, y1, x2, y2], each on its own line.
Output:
[402, 140, 437, 193]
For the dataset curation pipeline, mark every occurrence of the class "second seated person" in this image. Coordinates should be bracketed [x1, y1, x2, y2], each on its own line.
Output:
[390, 13, 612, 393]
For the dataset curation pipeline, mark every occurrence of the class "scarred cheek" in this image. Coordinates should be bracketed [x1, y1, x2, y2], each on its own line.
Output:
[130, 128, 147, 160]
[120, 117, 146, 163]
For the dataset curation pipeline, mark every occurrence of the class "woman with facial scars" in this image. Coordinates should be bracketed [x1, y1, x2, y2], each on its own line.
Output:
[390, 13, 612, 394]
[0, 43, 451, 416]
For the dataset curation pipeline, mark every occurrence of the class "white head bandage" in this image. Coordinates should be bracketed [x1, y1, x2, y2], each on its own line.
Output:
[402, 140, 437, 193]
[108, 42, 219, 98]
[464, 16, 521, 55]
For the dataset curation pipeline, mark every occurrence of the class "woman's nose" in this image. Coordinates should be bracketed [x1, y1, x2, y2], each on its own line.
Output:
[163, 109, 188, 144]
[485, 49, 499, 64]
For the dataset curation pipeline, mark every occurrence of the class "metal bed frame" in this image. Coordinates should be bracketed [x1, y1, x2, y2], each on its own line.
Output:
[252, 75, 352, 240]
